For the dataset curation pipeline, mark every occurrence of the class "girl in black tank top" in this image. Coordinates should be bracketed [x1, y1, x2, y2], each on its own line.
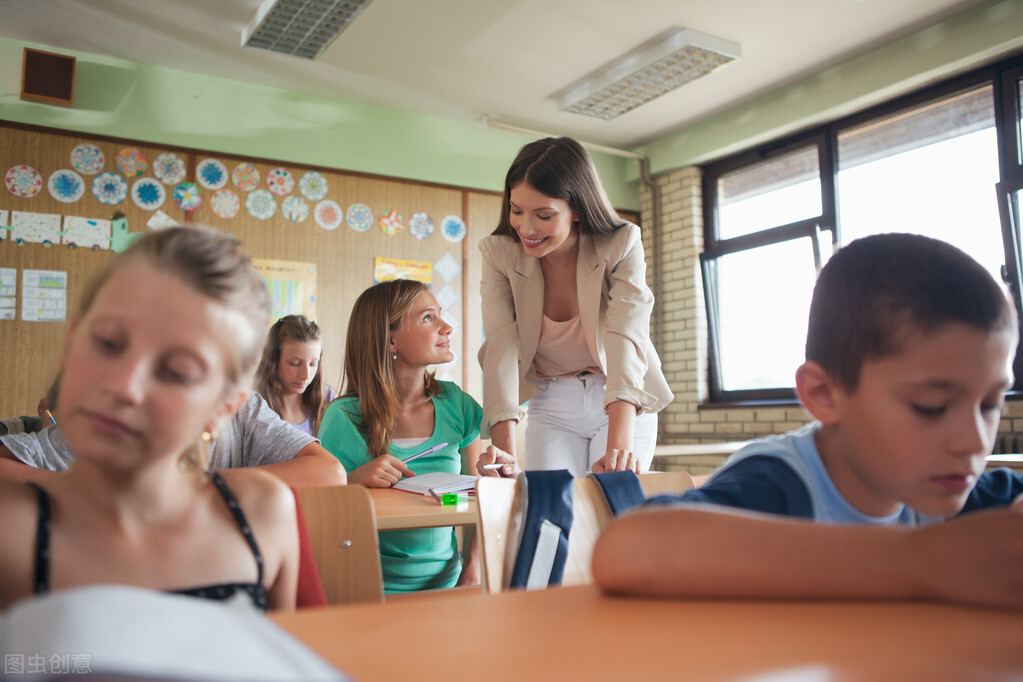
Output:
[0, 227, 298, 611]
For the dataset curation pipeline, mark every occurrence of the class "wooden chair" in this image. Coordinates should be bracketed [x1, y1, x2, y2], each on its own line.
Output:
[476, 472, 695, 593]
[639, 470, 697, 496]
[296, 484, 384, 605]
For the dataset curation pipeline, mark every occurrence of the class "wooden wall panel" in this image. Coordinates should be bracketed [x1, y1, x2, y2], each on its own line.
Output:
[0, 123, 497, 417]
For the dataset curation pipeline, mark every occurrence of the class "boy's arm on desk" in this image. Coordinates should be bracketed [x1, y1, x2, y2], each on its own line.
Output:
[592, 503, 1023, 610]
[0, 445, 60, 483]
[252, 442, 348, 488]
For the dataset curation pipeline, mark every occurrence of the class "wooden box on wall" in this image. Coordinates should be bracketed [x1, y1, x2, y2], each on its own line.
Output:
[21, 48, 76, 107]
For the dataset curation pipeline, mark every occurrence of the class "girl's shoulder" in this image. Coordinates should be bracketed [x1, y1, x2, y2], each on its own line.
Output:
[214, 469, 295, 523]
[0, 479, 50, 607]
[0, 477, 44, 520]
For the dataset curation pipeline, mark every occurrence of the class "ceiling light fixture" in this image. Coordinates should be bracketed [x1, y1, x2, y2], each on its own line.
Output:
[241, 0, 374, 59]
[555, 28, 741, 120]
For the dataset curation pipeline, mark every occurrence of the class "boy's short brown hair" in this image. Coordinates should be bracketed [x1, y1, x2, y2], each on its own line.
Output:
[806, 233, 1017, 390]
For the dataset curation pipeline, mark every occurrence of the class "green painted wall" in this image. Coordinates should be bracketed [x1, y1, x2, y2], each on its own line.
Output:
[0, 37, 641, 210]
[640, 0, 1023, 174]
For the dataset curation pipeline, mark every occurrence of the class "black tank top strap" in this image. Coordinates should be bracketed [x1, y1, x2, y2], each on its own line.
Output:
[26, 482, 51, 594]
[208, 472, 264, 587]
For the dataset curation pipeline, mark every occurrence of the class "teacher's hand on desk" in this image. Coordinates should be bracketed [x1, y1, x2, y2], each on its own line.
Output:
[477, 444, 520, 478]
[348, 455, 414, 488]
[592, 448, 640, 474]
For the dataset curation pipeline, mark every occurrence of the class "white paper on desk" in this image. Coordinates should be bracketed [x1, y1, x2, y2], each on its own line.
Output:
[0, 585, 348, 681]
[393, 471, 479, 495]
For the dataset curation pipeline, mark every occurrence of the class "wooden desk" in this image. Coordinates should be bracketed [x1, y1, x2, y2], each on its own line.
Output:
[369, 488, 477, 531]
[654, 440, 750, 457]
[272, 584, 1023, 681]
[987, 453, 1023, 471]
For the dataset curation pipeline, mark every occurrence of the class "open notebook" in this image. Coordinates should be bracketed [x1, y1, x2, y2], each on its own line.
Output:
[393, 471, 478, 496]
[0, 585, 346, 681]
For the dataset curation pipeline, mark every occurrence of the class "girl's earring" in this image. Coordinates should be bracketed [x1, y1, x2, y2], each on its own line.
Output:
[391, 351, 398, 361]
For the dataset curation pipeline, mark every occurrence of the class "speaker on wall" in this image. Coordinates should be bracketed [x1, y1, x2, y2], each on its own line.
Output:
[21, 47, 76, 107]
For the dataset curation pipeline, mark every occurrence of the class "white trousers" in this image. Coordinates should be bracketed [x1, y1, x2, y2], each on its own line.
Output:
[523, 373, 658, 477]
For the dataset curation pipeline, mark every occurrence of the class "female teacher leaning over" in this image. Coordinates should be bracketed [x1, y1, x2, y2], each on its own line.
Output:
[477, 137, 673, 477]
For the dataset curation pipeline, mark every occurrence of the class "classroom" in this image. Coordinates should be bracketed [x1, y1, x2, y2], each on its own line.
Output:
[1, 1, 1022, 679]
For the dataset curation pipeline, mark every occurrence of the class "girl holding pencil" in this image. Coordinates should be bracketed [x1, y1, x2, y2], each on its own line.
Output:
[318, 279, 511, 592]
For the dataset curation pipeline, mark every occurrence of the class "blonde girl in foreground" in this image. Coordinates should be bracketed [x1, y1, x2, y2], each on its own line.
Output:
[0, 226, 298, 610]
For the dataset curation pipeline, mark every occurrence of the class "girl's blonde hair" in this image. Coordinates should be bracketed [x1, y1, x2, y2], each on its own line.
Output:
[341, 279, 440, 458]
[255, 315, 329, 435]
[75, 225, 271, 469]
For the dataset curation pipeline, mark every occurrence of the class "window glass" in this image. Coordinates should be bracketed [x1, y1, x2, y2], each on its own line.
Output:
[837, 86, 1002, 279]
[1018, 77, 1023, 165]
[717, 146, 821, 239]
[712, 237, 826, 391]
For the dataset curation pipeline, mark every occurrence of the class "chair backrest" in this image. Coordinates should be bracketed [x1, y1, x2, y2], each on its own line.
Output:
[296, 484, 384, 605]
[476, 472, 696, 593]
[475, 477, 518, 595]
[639, 470, 697, 496]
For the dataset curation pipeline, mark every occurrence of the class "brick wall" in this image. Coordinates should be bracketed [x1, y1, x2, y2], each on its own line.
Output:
[641, 165, 1023, 475]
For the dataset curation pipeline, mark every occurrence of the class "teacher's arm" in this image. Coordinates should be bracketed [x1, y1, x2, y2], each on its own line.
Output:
[478, 237, 527, 459]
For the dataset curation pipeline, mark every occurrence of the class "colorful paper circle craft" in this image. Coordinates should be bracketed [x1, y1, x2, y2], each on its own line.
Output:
[346, 202, 373, 232]
[232, 163, 260, 192]
[282, 195, 309, 223]
[92, 172, 128, 205]
[246, 189, 276, 220]
[266, 167, 295, 196]
[409, 212, 434, 240]
[299, 171, 328, 201]
[71, 143, 105, 175]
[132, 177, 166, 210]
[5, 165, 43, 198]
[315, 200, 343, 230]
[173, 182, 202, 211]
[441, 215, 467, 243]
[379, 210, 404, 237]
[197, 158, 228, 190]
[48, 169, 85, 203]
[210, 189, 240, 219]
[153, 153, 187, 185]
[116, 147, 148, 178]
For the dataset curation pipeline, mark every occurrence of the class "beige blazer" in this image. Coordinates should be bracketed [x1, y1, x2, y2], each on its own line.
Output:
[478, 224, 673, 431]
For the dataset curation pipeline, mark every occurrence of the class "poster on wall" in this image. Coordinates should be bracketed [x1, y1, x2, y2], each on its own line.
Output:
[63, 216, 111, 249]
[374, 257, 432, 285]
[0, 267, 16, 320]
[11, 212, 61, 244]
[21, 269, 67, 322]
[252, 259, 317, 323]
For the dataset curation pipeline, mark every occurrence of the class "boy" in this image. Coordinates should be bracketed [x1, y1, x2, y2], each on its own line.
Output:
[593, 233, 1023, 609]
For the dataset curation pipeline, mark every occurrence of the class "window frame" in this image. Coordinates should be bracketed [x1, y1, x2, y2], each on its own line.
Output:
[701, 51, 1023, 404]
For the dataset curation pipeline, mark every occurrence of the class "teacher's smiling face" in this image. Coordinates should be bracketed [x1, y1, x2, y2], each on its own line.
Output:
[509, 181, 579, 259]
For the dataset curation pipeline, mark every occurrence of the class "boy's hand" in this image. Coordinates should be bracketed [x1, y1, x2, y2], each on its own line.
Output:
[348, 455, 414, 488]
[910, 508, 1023, 610]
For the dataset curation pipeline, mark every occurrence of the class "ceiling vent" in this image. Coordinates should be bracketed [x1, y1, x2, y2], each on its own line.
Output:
[241, 0, 373, 59]
[555, 28, 741, 120]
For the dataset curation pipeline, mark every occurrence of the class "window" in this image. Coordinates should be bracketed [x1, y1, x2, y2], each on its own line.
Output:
[701, 53, 1023, 403]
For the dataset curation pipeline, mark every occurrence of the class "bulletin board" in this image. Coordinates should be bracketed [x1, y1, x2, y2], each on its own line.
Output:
[0, 121, 502, 417]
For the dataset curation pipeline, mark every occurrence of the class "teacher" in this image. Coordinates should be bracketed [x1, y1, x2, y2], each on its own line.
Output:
[478, 137, 673, 477]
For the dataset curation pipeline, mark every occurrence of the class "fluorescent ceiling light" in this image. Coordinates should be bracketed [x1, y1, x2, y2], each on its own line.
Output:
[242, 0, 373, 59]
[556, 28, 741, 120]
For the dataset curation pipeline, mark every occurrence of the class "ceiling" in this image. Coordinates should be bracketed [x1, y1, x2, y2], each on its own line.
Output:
[0, 0, 1001, 149]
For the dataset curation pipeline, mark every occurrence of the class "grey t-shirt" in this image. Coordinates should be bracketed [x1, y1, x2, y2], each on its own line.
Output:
[0, 393, 314, 472]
